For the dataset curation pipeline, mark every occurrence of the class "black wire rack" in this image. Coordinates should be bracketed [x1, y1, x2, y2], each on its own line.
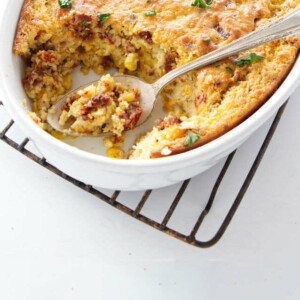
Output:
[0, 100, 288, 248]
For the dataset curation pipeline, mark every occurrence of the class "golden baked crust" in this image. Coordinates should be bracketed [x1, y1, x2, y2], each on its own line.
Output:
[13, 0, 300, 159]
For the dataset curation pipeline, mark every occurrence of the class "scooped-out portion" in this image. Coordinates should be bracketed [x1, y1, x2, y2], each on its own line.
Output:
[58, 74, 142, 136]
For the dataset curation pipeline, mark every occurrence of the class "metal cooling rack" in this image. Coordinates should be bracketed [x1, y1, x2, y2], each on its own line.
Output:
[0, 100, 288, 248]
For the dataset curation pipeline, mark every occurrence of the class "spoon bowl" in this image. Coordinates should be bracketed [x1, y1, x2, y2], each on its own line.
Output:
[47, 75, 156, 137]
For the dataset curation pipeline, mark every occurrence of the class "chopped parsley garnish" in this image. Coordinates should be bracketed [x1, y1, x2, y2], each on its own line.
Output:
[191, 0, 211, 9]
[144, 10, 157, 16]
[226, 66, 233, 72]
[203, 38, 211, 42]
[146, 0, 151, 2]
[80, 20, 87, 25]
[98, 13, 111, 23]
[234, 53, 264, 67]
[184, 130, 201, 147]
[58, 0, 72, 9]
[215, 64, 220, 67]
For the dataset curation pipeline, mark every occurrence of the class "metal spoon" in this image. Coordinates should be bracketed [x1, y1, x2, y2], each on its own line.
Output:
[48, 6, 300, 136]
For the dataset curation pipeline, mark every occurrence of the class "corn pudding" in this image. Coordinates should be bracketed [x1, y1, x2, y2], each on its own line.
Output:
[14, 0, 300, 159]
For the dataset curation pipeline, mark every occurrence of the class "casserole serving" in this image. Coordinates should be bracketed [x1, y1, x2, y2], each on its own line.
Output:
[0, 0, 300, 190]
[13, 0, 300, 160]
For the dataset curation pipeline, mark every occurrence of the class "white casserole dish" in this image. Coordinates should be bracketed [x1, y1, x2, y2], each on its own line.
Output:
[0, 0, 299, 191]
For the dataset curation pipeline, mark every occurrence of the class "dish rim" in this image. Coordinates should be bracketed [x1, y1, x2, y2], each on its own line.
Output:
[1, 0, 300, 171]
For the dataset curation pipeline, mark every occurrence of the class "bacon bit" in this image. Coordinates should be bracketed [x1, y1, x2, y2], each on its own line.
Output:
[156, 115, 181, 130]
[125, 41, 134, 53]
[22, 71, 44, 89]
[118, 112, 128, 119]
[22, 74, 33, 86]
[80, 94, 111, 116]
[62, 103, 69, 111]
[71, 13, 92, 25]
[104, 32, 114, 45]
[34, 79, 42, 85]
[90, 94, 111, 106]
[195, 94, 207, 107]
[133, 88, 139, 100]
[120, 104, 143, 130]
[42, 52, 58, 63]
[71, 14, 94, 40]
[164, 54, 176, 72]
[112, 135, 124, 144]
[35, 42, 54, 52]
[69, 96, 77, 105]
[74, 27, 94, 40]
[233, 69, 242, 81]
[128, 104, 143, 130]
[99, 32, 114, 44]
[102, 56, 113, 67]
[214, 24, 229, 39]
[137, 31, 153, 45]
[82, 114, 89, 121]
[166, 115, 181, 125]
[155, 119, 164, 127]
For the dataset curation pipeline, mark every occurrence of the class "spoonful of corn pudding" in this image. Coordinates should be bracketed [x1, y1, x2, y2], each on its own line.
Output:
[48, 5, 300, 137]
[48, 74, 148, 136]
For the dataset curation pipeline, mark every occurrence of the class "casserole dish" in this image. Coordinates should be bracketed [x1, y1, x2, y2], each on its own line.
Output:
[1, 0, 300, 191]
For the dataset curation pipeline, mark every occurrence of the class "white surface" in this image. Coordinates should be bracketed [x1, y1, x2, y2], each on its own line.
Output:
[1, 86, 300, 299]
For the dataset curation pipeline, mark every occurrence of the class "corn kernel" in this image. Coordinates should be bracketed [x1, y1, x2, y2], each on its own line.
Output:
[80, 66, 90, 75]
[123, 92, 136, 102]
[103, 137, 113, 149]
[174, 108, 183, 116]
[164, 127, 185, 140]
[107, 148, 125, 159]
[124, 53, 139, 71]
[32, 102, 38, 112]
[63, 74, 73, 89]
[92, 65, 104, 74]
[184, 86, 192, 95]
[51, 130, 67, 140]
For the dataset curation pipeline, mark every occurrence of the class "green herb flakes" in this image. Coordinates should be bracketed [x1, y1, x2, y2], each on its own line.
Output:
[234, 53, 264, 67]
[98, 13, 111, 23]
[191, 0, 211, 9]
[184, 130, 201, 147]
[144, 10, 157, 16]
[58, 0, 72, 9]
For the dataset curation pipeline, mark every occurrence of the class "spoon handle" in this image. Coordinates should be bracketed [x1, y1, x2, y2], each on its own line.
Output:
[152, 5, 300, 94]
